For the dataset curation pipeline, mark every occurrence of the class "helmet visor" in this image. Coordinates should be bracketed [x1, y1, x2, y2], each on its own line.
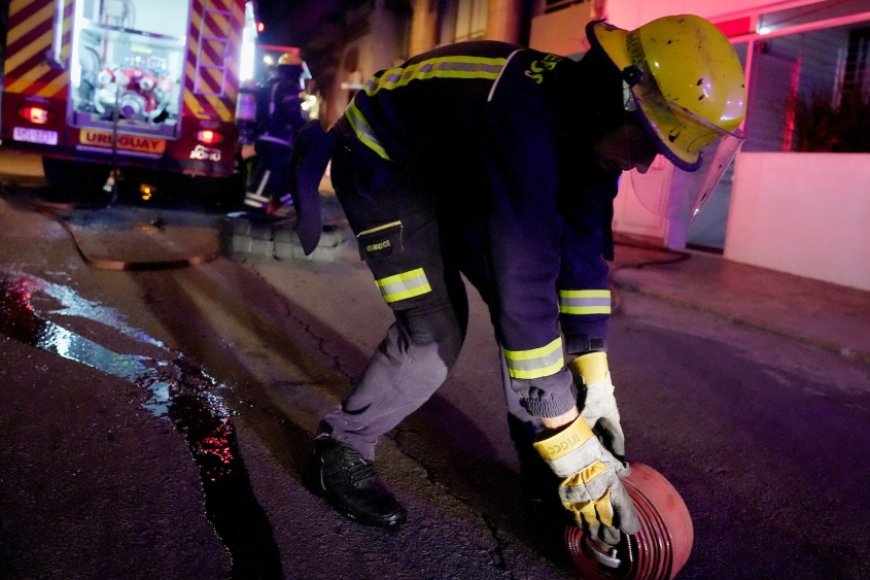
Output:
[630, 128, 744, 221]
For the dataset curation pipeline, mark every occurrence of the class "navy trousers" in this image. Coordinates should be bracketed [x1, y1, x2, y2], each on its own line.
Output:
[320, 135, 547, 460]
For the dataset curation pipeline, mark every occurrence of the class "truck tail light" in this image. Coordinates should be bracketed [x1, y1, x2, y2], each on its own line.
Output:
[19, 106, 50, 125]
[196, 130, 224, 145]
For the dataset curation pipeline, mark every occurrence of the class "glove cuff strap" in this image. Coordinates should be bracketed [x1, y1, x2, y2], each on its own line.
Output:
[569, 351, 609, 385]
[533, 416, 594, 477]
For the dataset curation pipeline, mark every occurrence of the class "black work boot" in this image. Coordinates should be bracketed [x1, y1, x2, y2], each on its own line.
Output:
[312, 437, 407, 528]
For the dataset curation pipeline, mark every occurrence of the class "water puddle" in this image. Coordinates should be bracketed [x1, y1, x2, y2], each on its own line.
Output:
[0, 269, 282, 578]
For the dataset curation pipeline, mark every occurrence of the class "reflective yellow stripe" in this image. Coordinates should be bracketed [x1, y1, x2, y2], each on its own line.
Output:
[363, 55, 506, 96]
[345, 56, 506, 161]
[503, 337, 564, 380]
[344, 103, 390, 160]
[375, 268, 432, 303]
[558, 289, 612, 315]
[358, 220, 402, 237]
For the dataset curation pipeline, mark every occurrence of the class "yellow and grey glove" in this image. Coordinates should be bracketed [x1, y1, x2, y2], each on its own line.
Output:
[569, 352, 626, 460]
[534, 416, 640, 545]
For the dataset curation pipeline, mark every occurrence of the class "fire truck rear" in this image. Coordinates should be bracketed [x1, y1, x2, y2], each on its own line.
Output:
[0, 0, 259, 205]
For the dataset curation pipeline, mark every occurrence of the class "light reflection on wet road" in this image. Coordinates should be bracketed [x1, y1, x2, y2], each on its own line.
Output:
[0, 269, 283, 579]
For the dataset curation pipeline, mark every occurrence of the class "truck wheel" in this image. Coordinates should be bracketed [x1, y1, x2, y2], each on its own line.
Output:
[185, 173, 247, 211]
[42, 158, 112, 205]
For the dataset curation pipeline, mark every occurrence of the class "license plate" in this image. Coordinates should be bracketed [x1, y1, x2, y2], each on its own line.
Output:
[13, 126, 58, 146]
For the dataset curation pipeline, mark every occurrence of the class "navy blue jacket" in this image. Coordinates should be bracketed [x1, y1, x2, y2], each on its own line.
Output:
[256, 69, 307, 143]
[342, 41, 618, 384]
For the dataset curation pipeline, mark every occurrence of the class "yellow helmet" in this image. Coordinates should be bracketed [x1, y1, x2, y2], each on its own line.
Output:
[589, 14, 746, 171]
[278, 51, 303, 67]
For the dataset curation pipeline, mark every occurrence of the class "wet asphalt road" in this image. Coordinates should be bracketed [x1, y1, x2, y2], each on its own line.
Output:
[0, 190, 868, 579]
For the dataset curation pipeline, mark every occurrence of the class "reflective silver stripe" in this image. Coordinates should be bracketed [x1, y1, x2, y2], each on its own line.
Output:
[347, 55, 507, 160]
[488, 49, 521, 102]
[364, 55, 506, 96]
[375, 268, 432, 303]
[358, 220, 402, 238]
[344, 103, 390, 160]
[558, 289, 612, 315]
[503, 337, 564, 380]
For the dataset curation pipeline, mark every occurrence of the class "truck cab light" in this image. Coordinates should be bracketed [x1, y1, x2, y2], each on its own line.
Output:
[196, 130, 224, 145]
[19, 106, 50, 124]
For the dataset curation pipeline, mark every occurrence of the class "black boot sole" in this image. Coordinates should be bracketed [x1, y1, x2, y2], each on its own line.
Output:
[303, 456, 407, 528]
[327, 498, 407, 528]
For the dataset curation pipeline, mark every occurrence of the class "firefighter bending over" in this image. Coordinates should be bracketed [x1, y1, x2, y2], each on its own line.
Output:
[301, 14, 746, 546]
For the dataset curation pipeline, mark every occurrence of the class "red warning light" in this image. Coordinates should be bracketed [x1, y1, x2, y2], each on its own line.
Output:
[196, 130, 224, 145]
[19, 106, 50, 124]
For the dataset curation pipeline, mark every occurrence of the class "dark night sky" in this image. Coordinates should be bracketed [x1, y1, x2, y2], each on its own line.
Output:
[253, 0, 360, 48]
[254, 1, 277, 30]
[254, 0, 292, 44]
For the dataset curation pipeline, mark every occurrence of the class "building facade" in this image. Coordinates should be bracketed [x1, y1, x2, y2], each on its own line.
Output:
[297, 0, 870, 291]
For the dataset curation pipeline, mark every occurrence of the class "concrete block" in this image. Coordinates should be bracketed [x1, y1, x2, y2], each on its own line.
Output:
[273, 241, 295, 260]
[249, 220, 274, 241]
[272, 222, 297, 243]
[306, 244, 345, 261]
[221, 216, 349, 263]
[220, 212, 254, 236]
[220, 233, 252, 254]
[249, 239, 274, 256]
[319, 224, 346, 248]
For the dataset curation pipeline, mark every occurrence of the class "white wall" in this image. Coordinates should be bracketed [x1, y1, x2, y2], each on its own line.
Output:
[529, 2, 593, 56]
[608, 0, 762, 242]
[604, 0, 870, 292]
[607, 0, 761, 28]
[726, 153, 870, 291]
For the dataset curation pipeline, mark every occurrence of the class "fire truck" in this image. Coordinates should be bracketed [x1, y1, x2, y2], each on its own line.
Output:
[0, 0, 260, 205]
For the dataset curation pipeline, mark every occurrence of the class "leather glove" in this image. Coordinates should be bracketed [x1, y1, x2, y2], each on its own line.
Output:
[534, 416, 640, 545]
[568, 352, 626, 460]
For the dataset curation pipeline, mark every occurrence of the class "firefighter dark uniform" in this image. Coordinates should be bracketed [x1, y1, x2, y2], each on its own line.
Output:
[311, 15, 746, 538]
[316, 40, 621, 523]
[244, 55, 308, 212]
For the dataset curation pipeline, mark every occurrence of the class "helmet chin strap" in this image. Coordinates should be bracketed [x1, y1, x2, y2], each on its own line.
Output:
[620, 65, 645, 111]
[622, 80, 638, 113]
[621, 102, 655, 173]
[620, 66, 647, 171]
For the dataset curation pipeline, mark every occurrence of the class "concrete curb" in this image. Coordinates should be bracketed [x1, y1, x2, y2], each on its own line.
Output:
[611, 271, 870, 364]
[218, 212, 348, 263]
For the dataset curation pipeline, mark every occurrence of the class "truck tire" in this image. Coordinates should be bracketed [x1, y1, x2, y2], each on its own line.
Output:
[42, 158, 112, 205]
